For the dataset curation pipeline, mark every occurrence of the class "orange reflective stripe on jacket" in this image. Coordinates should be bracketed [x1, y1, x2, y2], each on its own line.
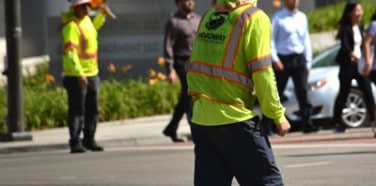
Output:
[222, 6, 258, 68]
[71, 20, 98, 59]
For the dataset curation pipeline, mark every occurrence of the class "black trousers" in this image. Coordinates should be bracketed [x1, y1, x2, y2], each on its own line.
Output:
[370, 70, 376, 84]
[333, 62, 375, 124]
[369, 70, 376, 91]
[274, 53, 312, 123]
[63, 76, 100, 147]
[164, 56, 193, 133]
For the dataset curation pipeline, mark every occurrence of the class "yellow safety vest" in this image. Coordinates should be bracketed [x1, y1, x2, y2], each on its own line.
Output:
[62, 12, 106, 77]
[187, 4, 286, 126]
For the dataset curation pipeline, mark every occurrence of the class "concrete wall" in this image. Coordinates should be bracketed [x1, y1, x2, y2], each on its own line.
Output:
[0, 0, 322, 61]
[0, 0, 341, 83]
[0, 0, 346, 85]
[21, 0, 48, 57]
[0, 0, 5, 65]
[0, 0, 4, 36]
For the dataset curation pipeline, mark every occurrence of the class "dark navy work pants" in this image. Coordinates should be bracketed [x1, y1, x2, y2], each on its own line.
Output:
[191, 117, 284, 186]
[63, 76, 100, 147]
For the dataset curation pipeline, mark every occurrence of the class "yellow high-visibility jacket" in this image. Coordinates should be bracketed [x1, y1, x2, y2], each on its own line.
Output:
[187, 4, 286, 126]
[62, 10, 106, 77]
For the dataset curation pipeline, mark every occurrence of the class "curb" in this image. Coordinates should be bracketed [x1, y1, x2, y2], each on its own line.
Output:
[0, 136, 177, 154]
[270, 127, 376, 145]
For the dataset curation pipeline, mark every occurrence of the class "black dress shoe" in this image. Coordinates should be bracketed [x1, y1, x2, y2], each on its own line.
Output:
[70, 143, 86, 154]
[163, 130, 184, 143]
[302, 123, 319, 133]
[333, 124, 346, 133]
[83, 139, 104, 152]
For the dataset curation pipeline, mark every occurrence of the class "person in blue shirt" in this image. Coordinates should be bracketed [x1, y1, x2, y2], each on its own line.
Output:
[363, 9, 376, 136]
[270, 0, 319, 133]
[363, 11, 376, 77]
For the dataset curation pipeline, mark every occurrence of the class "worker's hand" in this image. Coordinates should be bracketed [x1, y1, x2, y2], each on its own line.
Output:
[99, 3, 116, 19]
[273, 61, 284, 71]
[99, 4, 109, 14]
[275, 121, 291, 137]
[167, 70, 177, 84]
[79, 76, 88, 86]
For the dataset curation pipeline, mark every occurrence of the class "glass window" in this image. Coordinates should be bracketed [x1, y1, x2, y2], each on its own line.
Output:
[311, 44, 340, 68]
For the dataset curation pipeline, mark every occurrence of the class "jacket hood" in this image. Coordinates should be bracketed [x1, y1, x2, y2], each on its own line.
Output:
[216, 0, 257, 6]
[61, 8, 76, 24]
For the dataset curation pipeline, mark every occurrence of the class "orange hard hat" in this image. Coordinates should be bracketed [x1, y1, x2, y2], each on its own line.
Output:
[90, 0, 106, 9]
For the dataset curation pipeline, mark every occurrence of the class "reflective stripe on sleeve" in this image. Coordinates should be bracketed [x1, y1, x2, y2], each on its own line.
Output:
[248, 56, 272, 72]
[63, 42, 78, 52]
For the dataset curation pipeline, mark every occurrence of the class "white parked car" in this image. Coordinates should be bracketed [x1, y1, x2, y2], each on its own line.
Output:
[283, 44, 374, 129]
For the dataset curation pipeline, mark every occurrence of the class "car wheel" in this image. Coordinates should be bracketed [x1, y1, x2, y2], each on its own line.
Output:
[341, 88, 369, 128]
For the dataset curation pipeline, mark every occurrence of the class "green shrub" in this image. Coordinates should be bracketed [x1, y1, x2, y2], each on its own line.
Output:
[0, 87, 6, 132]
[0, 63, 180, 133]
[99, 78, 180, 121]
[22, 63, 68, 130]
[308, 0, 376, 33]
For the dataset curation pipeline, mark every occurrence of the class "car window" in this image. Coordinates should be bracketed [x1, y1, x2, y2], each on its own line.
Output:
[311, 44, 340, 68]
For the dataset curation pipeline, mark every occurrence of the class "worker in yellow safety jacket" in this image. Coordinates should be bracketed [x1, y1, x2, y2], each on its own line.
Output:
[61, 0, 110, 153]
[186, 0, 291, 185]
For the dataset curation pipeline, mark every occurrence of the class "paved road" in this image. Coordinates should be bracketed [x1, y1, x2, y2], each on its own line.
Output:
[1, 143, 375, 186]
[276, 145, 376, 186]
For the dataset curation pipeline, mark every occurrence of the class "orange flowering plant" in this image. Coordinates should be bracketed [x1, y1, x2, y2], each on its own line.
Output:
[148, 57, 168, 86]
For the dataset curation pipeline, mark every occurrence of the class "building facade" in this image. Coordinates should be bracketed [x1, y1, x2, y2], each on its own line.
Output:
[0, 0, 340, 81]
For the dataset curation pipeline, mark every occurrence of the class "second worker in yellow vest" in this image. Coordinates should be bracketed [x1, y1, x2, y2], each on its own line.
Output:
[61, 0, 111, 154]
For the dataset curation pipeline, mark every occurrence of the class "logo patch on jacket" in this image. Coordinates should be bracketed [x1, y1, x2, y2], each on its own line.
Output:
[205, 12, 227, 30]
[198, 13, 228, 43]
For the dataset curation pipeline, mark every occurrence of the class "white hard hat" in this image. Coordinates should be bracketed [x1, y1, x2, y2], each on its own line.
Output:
[69, 0, 91, 7]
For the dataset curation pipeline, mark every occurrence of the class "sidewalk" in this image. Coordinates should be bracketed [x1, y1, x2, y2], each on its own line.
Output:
[1, 114, 375, 154]
[0, 115, 190, 154]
